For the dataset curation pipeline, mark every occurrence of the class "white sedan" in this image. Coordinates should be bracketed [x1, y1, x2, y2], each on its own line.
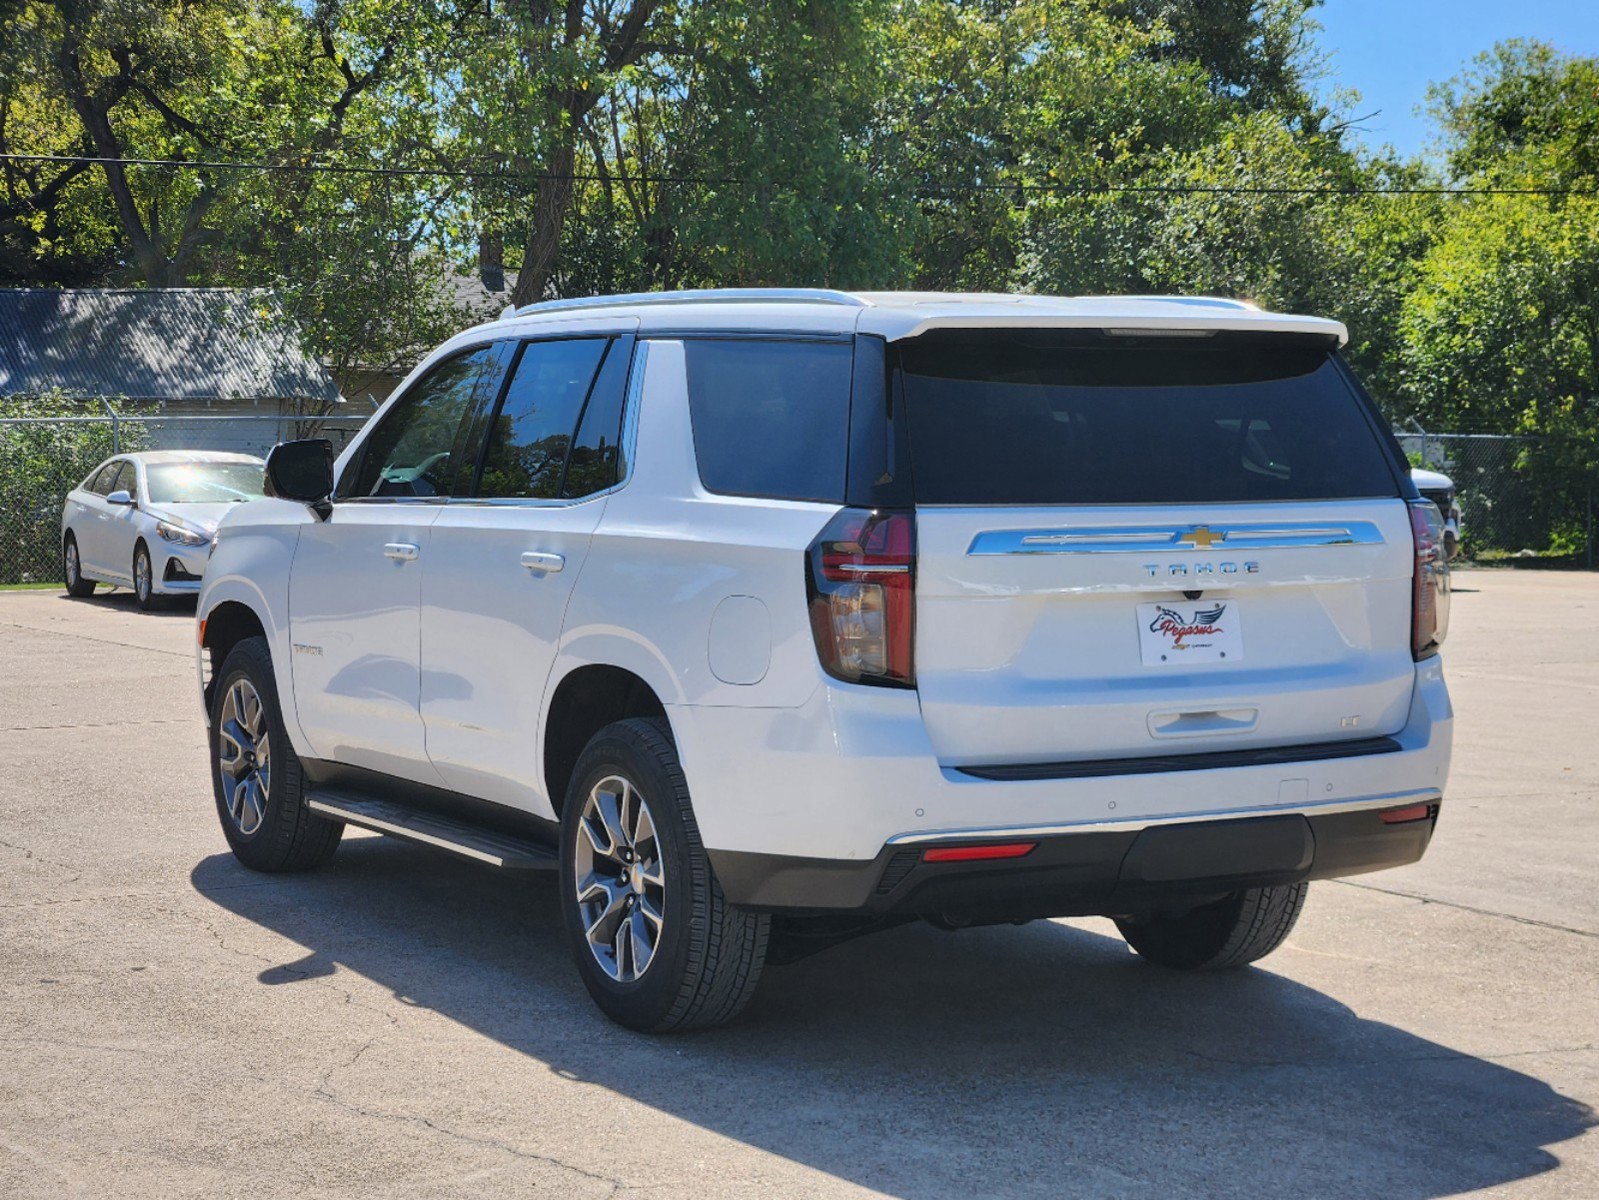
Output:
[61, 451, 266, 609]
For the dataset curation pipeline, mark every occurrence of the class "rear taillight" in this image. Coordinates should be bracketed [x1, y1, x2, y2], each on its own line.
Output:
[806, 508, 915, 687]
[1410, 500, 1451, 660]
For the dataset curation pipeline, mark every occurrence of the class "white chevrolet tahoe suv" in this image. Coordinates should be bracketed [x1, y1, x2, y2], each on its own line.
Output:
[197, 290, 1453, 1031]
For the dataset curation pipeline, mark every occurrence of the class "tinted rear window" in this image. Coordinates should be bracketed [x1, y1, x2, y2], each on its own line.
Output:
[896, 331, 1401, 505]
[683, 339, 852, 502]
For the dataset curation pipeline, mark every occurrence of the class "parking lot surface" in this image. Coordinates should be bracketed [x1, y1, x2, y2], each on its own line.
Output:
[1, 571, 1596, 1198]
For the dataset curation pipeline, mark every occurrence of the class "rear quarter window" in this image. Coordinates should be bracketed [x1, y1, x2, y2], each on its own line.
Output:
[682, 338, 852, 502]
[895, 331, 1402, 506]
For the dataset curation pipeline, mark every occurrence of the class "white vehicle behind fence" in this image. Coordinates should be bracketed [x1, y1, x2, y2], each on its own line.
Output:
[62, 451, 266, 608]
[196, 290, 1453, 1032]
[1411, 468, 1462, 558]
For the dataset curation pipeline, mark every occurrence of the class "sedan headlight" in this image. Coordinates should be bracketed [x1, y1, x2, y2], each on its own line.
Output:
[157, 520, 211, 548]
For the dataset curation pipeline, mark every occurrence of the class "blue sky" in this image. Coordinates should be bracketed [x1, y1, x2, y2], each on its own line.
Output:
[1311, 0, 1597, 160]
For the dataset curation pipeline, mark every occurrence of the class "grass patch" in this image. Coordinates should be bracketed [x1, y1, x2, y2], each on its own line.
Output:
[0, 581, 63, 592]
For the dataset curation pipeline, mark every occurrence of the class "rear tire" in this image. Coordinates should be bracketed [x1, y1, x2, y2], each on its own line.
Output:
[63, 533, 96, 597]
[1115, 882, 1308, 970]
[559, 718, 769, 1032]
[209, 635, 342, 872]
[132, 541, 162, 610]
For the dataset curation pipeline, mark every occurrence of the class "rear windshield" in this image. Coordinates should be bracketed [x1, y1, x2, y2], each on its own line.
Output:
[895, 331, 1401, 506]
[146, 461, 266, 505]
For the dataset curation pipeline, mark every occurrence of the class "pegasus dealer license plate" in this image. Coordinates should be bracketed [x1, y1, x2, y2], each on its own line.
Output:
[1137, 600, 1243, 666]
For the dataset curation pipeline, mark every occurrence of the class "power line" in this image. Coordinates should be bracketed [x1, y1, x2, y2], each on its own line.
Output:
[2, 152, 1594, 197]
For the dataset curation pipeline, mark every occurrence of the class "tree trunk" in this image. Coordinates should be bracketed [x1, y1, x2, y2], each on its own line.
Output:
[511, 138, 577, 306]
[54, 35, 172, 286]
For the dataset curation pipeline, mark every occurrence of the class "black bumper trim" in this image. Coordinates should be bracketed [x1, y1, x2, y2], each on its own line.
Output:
[708, 802, 1438, 917]
[954, 736, 1403, 782]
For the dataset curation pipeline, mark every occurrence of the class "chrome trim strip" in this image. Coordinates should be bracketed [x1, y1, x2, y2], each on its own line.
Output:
[967, 521, 1385, 556]
[833, 562, 911, 574]
[885, 788, 1440, 845]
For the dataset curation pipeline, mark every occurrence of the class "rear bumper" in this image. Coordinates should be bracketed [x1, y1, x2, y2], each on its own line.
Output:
[710, 802, 1439, 916]
[670, 658, 1451, 906]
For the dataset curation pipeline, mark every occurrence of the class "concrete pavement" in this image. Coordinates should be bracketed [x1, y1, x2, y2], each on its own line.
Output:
[1, 571, 1595, 1198]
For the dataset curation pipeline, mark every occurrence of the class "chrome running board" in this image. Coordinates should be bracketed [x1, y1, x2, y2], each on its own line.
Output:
[306, 789, 558, 870]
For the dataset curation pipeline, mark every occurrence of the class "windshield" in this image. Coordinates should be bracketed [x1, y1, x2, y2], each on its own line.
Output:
[145, 461, 266, 505]
[893, 330, 1404, 506]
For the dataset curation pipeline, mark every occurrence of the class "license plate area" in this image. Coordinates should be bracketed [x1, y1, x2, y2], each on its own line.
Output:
[1137, 600, 1243, 666]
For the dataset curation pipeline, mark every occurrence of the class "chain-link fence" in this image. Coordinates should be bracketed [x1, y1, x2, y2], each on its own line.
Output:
[2, 409, 1594, 586]
[0, 412, 371, 585]
[1396, 430, 1597, 566]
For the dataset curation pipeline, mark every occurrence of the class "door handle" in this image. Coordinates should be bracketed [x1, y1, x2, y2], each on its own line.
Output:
[520, 551, 565, 574]
[384, 542, 420, 562]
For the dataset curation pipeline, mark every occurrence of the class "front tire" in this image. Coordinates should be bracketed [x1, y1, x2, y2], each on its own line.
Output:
[63, 533, 96, 597]
[209, 635, 342, 872]
[559, 718, 769, 1032]
[1115, 883, 1308, 970]
[132, 541, 162, 610]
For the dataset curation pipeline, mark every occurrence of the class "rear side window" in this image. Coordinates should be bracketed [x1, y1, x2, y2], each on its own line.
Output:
[895, 331, 1402, 505]
[86, 462, 119, 495]
[563, 339, 631, 498]
[683, 339, 852, 502]
[111, 461, 138, 499]
[477, 338, 609, 499]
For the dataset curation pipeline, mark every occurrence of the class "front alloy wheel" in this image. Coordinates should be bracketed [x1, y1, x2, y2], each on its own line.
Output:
[574, 775, 666, 982]
[217, 677, 271, 836]
[208, 635, 341, 871]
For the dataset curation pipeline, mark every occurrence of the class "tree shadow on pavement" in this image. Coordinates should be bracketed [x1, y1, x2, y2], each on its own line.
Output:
[192, 840, 1594, 1200]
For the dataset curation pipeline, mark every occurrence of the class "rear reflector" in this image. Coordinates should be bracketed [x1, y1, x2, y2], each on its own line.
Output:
[921, 842, 1037, 863]
[1378, 804, 1432, 825]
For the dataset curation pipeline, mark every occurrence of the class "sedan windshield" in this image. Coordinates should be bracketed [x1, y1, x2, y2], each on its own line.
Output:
[145, 462, 266, 505]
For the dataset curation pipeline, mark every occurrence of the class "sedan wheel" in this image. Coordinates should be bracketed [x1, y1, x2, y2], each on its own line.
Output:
[63, 534, 95, 597]
[133, 544, 160, 610]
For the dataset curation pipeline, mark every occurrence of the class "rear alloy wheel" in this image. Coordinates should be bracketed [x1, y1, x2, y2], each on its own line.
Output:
[573, 774, 667, 983]
[560, 718, 768, 1032]
[132, 542, 161, 610]
[63, 534, 96, 597]
[1115, 882, 1309, 971]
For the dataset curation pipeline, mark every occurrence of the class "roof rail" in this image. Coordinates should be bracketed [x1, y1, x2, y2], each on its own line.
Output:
[509, 288, 868, 318]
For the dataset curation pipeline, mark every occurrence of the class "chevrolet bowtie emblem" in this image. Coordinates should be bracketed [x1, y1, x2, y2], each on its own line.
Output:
[1181, 526, 1225, 549]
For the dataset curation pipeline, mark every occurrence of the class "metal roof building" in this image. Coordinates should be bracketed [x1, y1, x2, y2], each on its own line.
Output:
[0, 288, 342, 406]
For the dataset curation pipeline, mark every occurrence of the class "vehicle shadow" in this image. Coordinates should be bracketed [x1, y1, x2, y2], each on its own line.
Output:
[192, 841, 1593, 1199]
[65, 588, 197, 617]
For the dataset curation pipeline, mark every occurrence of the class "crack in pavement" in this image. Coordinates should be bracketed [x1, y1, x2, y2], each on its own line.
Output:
[170, 906, 636, 1196]
[0, 837, 82, 882]
[0, 1035, 171, 1058]
[1332, 879, 1599, 940]
[0, 619, 193, 660]
[0, 879, 291, 911]
[308, 1076, 636, 1197]
[1180, 1042, 1599, 1071]
[0, 718, 194, 734]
